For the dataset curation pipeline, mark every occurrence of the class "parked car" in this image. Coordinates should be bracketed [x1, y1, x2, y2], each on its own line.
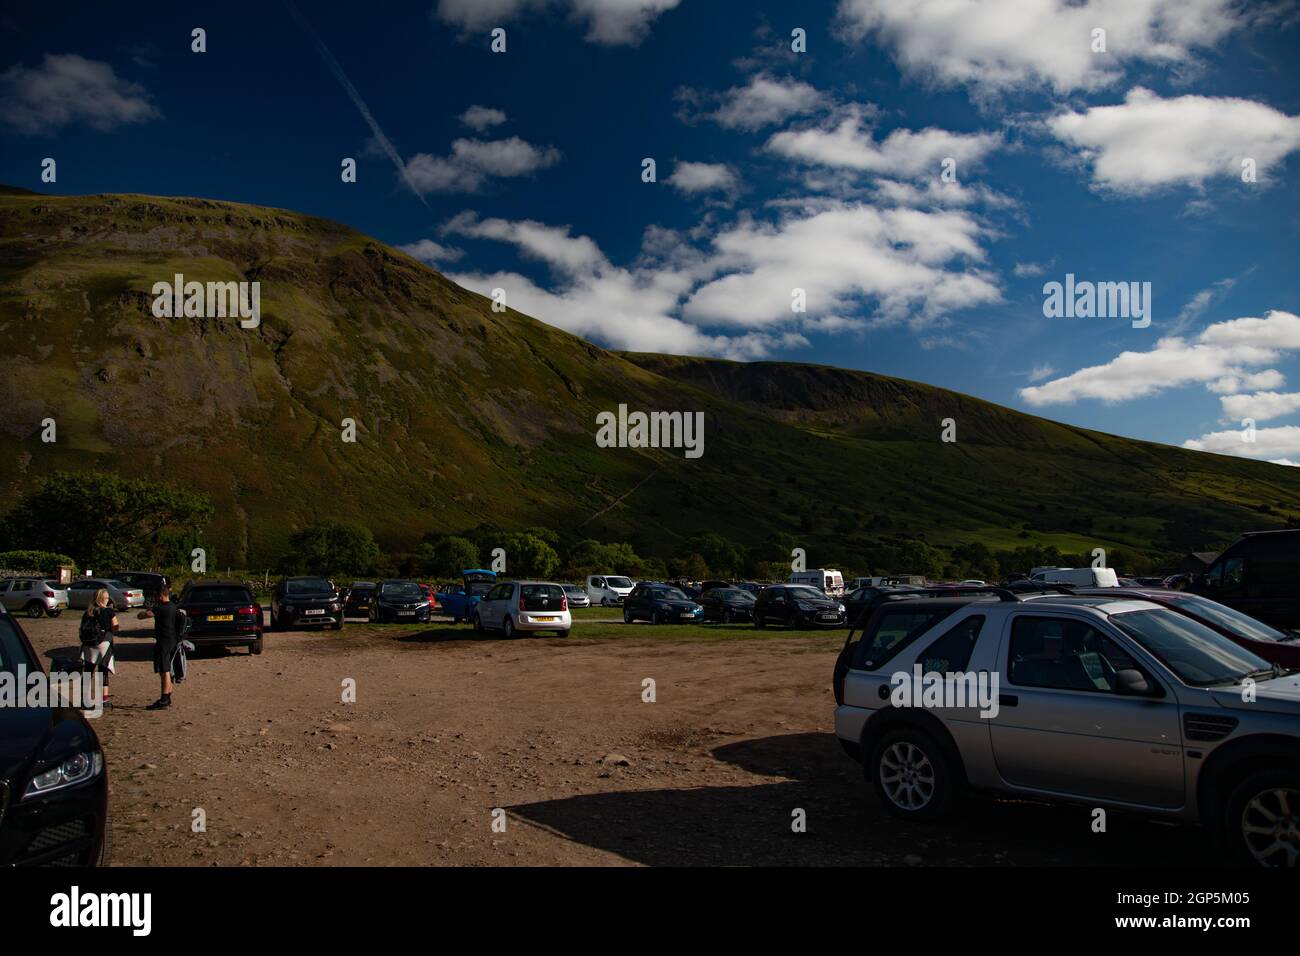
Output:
[177, 580, 264, 654]
[0, 604, 110, 866]
[754, 585, 846, 628]
[732, 581, 763, 596]
[698, 587, 756, 623]
[110, 571, 169, 608]
[369, 580, 432, 624]
[343, 581, 376, 618]
[561, 584, 590, 608]
[0, 577, 68, 618]
[66, 578, 143, 611]
[473, 580, 571, 638]
[270, 576, 344, 631]
[1190, 529, 1300, 629]
[1070, 587, 1300, 668]
[835, 591, 1300, 866]
[844, 585, 922, 629]
[586, 574, 635, 606]
[623, 583, 704, 624]
[438, 570, 496, 623]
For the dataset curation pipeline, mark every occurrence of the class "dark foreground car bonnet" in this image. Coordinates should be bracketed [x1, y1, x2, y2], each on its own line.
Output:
[0, 705, 95, 784]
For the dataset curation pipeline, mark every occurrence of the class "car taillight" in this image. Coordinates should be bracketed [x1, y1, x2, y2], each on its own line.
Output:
[237, 606, 258, 615]
[560, 595, 567, 610]
[43, 590, 55, 597]
[518, 595, 527, 611]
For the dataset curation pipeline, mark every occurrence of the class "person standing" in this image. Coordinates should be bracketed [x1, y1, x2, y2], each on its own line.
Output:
[79, 588, 118, 709]
[147, 583, 183, 710]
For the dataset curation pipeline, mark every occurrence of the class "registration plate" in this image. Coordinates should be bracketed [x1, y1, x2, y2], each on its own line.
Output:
[534, 615, 557, 622]
[820, 614, 838, 621]
[208, 614, 234, 622]
[398, 610, 415, 617]
[304, 608, 325, 615]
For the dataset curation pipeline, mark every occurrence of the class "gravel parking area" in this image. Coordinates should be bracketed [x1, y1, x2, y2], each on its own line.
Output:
[22, 613, 1218, 866]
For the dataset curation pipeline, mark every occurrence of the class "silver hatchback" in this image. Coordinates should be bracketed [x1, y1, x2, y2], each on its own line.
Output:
[836, 593, 1300, 866]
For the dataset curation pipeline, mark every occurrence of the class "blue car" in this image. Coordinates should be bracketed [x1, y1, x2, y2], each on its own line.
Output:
[438, 569, 496, 624]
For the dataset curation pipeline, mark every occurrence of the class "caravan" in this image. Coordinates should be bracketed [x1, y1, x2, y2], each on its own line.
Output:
[788, 569, 845, 597]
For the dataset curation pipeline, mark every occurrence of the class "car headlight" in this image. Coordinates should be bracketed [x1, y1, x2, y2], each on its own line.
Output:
[838, 604, 846, 613]
[329, 602, 341, 611]
[24, 751, 103, 799]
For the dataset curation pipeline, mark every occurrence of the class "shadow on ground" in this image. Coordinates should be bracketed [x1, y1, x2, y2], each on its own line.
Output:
[507, 732, 1218, 867]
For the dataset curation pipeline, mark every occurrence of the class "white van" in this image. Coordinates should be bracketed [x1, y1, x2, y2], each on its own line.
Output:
[789, 569, 845, 597]
[586, 574, 635, 606]
[1029, 567, 1120, 588]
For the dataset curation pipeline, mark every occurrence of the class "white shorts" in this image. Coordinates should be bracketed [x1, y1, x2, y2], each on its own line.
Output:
[81, 640, 115, 675]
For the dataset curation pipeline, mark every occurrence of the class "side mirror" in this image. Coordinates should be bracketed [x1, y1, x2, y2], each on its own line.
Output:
[1115, 669, 1150, 696]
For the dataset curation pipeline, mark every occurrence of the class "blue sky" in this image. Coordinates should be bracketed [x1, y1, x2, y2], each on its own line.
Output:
[3, 1, 1300, 462]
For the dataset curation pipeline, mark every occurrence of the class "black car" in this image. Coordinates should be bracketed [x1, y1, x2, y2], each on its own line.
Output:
[732, 581, 762, 596]
[844, 585, 921, 628]
[344, 581, 376, 617]
[370, 580, 432, 623]
[698, 587, 757, 623]
[753, 585, 846, 628]
[111, 571, 169, 608]
[177, 581, 265, 654]
[623, 583, 704, 624]
[0, 605, 110, 866]
[1191, 529, 1300, 629]
[270, 576, 344, 631]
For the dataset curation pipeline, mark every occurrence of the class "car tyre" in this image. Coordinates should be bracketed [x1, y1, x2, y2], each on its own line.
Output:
[870, 727, 959, 822]
[49, 609, 62, 618]
[557, 629, 570, 638]
[25, 601, 45, 619]
[723, 608, 734, 624]
[754, 612, 765, 629]
[1223, 767, 1300, 868]
[472, 613, 483, 634]
[332, 616, 344, 631]
[503, 617, 517, 639]
[623, 607, 634, 624]
[251, 635, 264, 656]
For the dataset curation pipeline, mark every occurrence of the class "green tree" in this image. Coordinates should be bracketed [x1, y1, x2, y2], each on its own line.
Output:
[0, 471, 211, 568]
[417, 536, 480, 578]
[500, 532, 560, 579]
[285, 521, 379, 575]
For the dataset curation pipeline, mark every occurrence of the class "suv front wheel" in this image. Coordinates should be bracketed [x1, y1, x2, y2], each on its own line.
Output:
[870, 727, 960, 821]
[1224, 767, 1300, 868]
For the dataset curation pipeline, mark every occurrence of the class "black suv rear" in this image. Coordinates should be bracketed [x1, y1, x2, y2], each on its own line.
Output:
[177, 581, 265, 654]
[271, 577, 344, 631]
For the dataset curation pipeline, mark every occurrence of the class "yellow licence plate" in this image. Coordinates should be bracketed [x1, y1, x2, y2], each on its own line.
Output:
[208, 614, 234, 622]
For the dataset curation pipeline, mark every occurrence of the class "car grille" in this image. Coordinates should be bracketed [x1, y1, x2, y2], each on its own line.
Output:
[28, 818, 90, 862]
[1183, 712, 1239, 742]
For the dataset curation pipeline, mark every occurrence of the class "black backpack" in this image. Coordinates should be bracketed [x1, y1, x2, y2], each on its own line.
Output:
[79, 609, 108, 646]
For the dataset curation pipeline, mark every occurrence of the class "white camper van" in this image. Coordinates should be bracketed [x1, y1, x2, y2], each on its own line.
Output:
[586, 574, 635, 606]
[1029, 567, 1120, 588]
[789, 569, 845, 596]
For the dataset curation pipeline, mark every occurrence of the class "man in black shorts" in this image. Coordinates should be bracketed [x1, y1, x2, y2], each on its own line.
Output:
[147, 584, 182, 710]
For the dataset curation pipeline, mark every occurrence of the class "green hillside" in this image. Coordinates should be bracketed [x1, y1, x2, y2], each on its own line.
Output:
[2, 189, 1297, 570]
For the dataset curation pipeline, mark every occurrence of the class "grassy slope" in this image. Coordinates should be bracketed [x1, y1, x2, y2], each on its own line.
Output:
[1, 189, 1297, 568]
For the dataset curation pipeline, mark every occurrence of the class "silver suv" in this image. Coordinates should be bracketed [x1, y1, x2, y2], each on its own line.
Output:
[0, 577, 69, 618]
[835, 592, 1300, 867]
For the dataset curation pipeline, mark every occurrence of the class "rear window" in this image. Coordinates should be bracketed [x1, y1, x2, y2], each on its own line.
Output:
[522, 585, 564, 600]
[186, 586, 253, 604]
[851, 607, 962, 670]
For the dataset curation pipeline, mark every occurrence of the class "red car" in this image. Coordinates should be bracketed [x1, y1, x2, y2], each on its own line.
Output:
[1075, 587, 1300, 668]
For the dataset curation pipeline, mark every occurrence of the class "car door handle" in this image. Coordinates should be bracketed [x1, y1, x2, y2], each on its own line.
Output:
[999, 694, 1018, 707]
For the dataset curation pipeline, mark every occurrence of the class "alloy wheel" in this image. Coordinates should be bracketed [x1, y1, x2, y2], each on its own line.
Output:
[879, 741, 936, 811]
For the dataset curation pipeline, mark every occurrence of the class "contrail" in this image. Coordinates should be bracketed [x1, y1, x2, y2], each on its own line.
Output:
[283, 0, 429, 207]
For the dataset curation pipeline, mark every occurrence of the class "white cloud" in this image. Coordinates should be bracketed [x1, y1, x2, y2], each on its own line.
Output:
[1207, 369, 1285, 394]
[434, 0, 680, 46]
[460, 105, 506, 131]
[1169, 276, 1238, 334]
[767, 112, 1001, 179]
[1184, 425, 1300, 462]
[1028, 363, 1055, 382]
[1047, 88, 1300, 194]
[397, 239, 464, 265]
[442, 198, 1001, 356]
[682, 202, 1001, 328]
[1219, 391, 1300, 423]
[0, 53, 160, 134]
[666, 161, 739, 195]
[685, 73, 825, 131]
[403, 136, 560, 193]
[835, 0, 1246, 97]
[1020, 310, 1300, 405]
[1014, 262, 1048, 278]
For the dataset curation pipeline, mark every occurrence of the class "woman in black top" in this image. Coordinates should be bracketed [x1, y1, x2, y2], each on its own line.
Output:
[147, 584, 181, 710]
[79, 588, 118, 709]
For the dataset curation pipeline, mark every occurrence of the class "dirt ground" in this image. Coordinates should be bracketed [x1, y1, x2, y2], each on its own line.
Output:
[23, 612, 1219, 867]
